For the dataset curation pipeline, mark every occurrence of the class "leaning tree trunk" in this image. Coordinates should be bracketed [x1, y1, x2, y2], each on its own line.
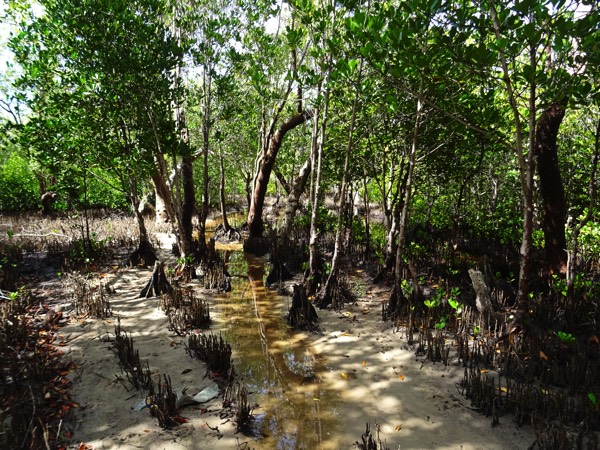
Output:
[246, 111, 312, 243]
[535, 101, 568, 275]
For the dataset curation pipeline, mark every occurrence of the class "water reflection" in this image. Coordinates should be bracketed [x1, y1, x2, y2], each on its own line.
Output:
[212, 250, 344, 449]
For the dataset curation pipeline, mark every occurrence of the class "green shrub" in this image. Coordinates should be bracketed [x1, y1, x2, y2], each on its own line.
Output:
[0, 153, 38, 211]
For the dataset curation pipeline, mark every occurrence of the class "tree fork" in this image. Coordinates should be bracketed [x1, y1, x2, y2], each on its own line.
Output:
[246, 110, 312, 241]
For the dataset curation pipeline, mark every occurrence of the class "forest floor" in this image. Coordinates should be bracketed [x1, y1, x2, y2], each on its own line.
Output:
[13, 222, 538, 449]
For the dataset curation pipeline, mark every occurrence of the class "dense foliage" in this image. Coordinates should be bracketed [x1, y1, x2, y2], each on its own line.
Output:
[0, 0, 598, 283]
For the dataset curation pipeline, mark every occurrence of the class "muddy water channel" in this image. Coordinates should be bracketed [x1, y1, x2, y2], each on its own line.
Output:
[211, 249, 345, 449]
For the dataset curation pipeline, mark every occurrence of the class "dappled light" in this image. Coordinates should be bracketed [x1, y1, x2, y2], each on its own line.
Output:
[2, 0, 600, 448]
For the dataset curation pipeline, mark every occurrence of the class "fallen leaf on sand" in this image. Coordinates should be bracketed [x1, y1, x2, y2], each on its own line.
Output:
[341, 372, 348, 379]
[395, 424, 402, 431]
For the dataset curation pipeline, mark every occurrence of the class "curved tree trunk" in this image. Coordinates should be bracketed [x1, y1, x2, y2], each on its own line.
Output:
[246, 110, 312, 241]
[535, 101, 567, 275]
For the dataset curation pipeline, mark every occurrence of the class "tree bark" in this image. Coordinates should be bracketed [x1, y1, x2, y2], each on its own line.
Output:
[247, 110, 312, 240]
[219, 149, 231, 231]
[154, 182, 170, 225]
[281, 158, 311, 239]
[534, 102, 567, 275]
[388, 91, 423, 313]
[180, 154, 195, 259]
[195, 68, 212, 259]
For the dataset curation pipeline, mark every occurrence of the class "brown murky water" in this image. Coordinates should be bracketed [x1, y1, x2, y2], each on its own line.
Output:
[211, 249, 345, 449]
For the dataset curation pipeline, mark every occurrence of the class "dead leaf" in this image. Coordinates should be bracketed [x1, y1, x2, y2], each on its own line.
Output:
[480, 369, 489, 374]
[397, 374, 405, 380]
[362, 361, 367, 367]
[341, 372, 348, 380]
[394, 424, 402, 431]
[539, 350, 548, 361]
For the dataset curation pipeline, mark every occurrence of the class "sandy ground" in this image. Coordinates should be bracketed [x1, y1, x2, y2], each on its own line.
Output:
[48, 236, 535, 450]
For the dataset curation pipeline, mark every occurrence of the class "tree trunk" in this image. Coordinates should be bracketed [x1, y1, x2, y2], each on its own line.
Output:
[307, 84, 328, 295]
[247, 110, 311, 240]
[155, 182, 170, 225]
[128, 177, 158, 267]
[180, 154, 195, 259]
[219, 149, 231, 232]
[196, 68, 212, 259]
[388, 91, 423, 315]
[316, 60, 361, 309]
[490, 6, 536, 310]
[535, 102, 567, 275]
[362, 174, 371, 261]
[281, 158, 311, 239]
[273, 167, 292, 196]
[140, 261, 172, 298]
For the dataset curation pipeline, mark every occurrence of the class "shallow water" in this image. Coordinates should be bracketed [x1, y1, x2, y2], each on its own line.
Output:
[212, 250, 345, 449]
